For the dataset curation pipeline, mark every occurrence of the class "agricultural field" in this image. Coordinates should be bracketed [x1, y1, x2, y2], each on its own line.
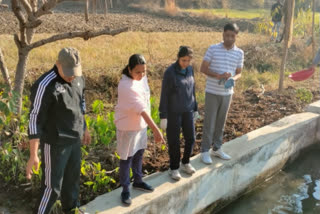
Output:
[1, 2, 320, 213]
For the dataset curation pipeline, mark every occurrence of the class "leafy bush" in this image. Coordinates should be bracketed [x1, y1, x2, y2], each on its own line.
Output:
[85, 100, 116, 146]
[296, 88, 313, 103]
[81, 161, 116, 193]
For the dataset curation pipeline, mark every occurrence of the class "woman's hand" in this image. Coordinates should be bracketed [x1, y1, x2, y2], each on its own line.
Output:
[153, 127, 165, 143]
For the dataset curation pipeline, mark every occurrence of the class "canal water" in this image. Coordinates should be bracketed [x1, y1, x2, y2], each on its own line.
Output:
[218, 144, 320, 214]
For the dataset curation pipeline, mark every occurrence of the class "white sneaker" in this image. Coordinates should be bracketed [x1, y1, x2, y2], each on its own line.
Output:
[211, 148, 231, 160]
[168, 169, 182, 181]
[201, 151, 212, 164]
[181, 163, 196, 174]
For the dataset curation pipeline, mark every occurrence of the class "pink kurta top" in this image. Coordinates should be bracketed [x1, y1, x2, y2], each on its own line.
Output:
[115, 75, 150, 131]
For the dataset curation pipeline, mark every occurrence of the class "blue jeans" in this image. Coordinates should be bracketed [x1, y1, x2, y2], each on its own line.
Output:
[271, 21, 281, 41]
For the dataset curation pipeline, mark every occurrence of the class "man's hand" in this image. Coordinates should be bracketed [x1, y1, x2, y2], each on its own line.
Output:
[26, 155, 39, 180]
[26, 139, 40, 180]
[222, 72, 231, 79]
[83, 128, 91, 145]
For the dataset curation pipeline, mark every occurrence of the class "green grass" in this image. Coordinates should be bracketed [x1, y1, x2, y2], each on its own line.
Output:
[184, 8, 268, 19]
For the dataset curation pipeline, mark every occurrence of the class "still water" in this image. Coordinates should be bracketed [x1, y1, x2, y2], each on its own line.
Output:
[218, 144, 320, 214]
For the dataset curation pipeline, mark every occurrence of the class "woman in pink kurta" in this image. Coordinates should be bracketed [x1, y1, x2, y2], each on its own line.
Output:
[114, 54, 164, 206]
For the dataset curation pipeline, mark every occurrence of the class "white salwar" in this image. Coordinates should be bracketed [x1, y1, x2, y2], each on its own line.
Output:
[116, 128, 148, 160]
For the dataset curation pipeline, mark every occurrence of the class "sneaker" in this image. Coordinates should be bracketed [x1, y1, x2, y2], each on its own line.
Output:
[168, 169, 182, 181]
[133, 182, 154, 192]
[201, 151, 212, 164]
[211, 148, 231, 160]
[121, 191, 132, 206]
[181, 163, 196, 174]
[74, 208, 89, 214]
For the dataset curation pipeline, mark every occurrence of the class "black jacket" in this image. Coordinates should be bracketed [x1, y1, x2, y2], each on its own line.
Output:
[271, 2, 283, 22]
[159, 62, 198, 119]
[28, 66, 86, 145]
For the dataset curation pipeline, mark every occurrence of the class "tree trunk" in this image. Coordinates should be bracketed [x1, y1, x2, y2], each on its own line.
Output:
[85, 0, 89, 21]
[279, 0, 295, 92]
[13, 48, 30, 114]
[0, 48, 11, 90]
[104, 0, 108, 15]
[312, 0, 315, 58]
[92, 0, 97, 14]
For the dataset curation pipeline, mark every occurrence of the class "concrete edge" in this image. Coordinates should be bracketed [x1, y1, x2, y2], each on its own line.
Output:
[81, 101, 320, 214]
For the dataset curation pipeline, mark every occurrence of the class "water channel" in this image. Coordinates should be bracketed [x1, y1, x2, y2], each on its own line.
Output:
[218, 144, 320, 214]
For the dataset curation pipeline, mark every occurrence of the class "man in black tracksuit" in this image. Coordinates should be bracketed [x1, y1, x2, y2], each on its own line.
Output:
[26, 47, 91, 214]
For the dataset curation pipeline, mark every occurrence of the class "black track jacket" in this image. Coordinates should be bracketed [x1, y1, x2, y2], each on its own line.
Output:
[28, 65, 86, 145]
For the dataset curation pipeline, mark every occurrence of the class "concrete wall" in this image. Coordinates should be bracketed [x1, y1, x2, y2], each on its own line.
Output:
[82, 102, 320, 214]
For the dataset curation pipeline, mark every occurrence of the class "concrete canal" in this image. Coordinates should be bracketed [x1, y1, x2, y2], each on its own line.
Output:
[218, 144, 320, 214]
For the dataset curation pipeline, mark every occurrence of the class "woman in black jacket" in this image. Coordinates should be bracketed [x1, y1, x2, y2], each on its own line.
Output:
[159, 46, 198, 181]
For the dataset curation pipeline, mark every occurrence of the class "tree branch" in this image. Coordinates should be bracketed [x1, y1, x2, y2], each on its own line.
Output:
[12, 0, 27, 25]
[12, 0, 27, 46]
[28, 27, 129, 50]
[19, 0, 33, 16]
[0, 48, 12, 90]
[35, 0, 66, 18]
[25, 19, 42, 28]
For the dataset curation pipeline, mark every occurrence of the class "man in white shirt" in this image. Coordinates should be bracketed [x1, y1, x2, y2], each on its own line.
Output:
[200, 23, 244, 164]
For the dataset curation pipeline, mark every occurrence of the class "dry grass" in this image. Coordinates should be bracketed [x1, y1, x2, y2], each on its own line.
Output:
[0, 31, 267, 75]
[0, 31, 316, 106]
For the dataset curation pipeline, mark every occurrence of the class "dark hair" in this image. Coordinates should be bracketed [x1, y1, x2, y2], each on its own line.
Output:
[122, 54, 146, 78]
[177, 46, 193, 59]
[224, 23, 240, 34]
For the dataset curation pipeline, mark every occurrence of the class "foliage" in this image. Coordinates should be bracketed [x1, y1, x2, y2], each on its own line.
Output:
[81, 160, 116, 193]
[150, 97, 160, 125]
[85, 100, 116, 146]
[295, 88, 313, 103]
[0, 93, 31, 188]
[0, 85, 19, 128]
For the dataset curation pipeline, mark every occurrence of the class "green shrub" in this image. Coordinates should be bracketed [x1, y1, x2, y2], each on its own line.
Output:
[296, 88, 313, 103]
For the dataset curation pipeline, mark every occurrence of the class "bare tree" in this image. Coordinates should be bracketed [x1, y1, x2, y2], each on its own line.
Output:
[1, 0, 127, 114]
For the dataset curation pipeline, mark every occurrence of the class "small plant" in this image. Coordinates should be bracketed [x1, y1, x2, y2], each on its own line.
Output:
[296, 88, 313, 103]
[150, 97, 160, 125]
[81, 160, 116, 193]
[86, 100, 116, 146]
[0, 90, 30, 188]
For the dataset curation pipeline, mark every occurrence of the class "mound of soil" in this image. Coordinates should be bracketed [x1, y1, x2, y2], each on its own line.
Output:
[143, 87, 320, 174]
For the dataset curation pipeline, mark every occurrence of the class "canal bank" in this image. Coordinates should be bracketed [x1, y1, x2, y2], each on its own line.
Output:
[81, 101, 320, 214]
